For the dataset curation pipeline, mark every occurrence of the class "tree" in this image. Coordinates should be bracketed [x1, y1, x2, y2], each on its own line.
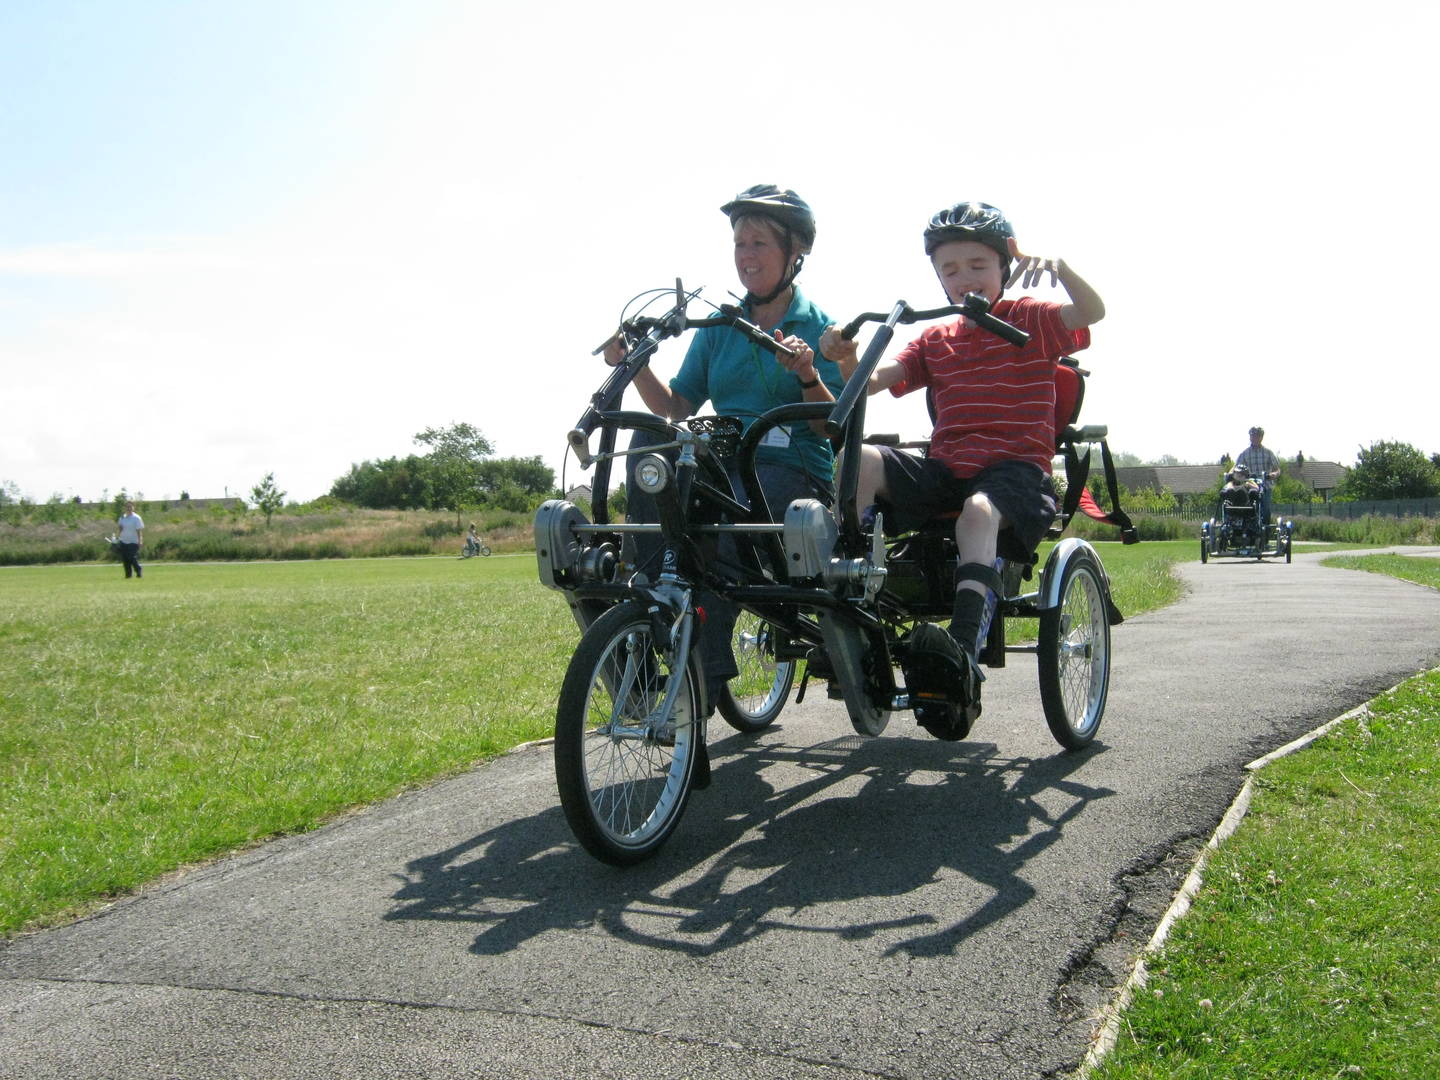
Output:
[330, 456, 432, 509]
[609, 482, 629, 520]
[413, 422, 493, 462]
[251, 472, 287, 526]
[414, 423, 495, 515]
[475, 456, 554, 502]
[1339, 441, 1440, 500]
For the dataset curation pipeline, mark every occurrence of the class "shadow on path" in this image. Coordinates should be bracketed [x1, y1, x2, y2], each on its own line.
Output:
[387, 731, 1114, 961]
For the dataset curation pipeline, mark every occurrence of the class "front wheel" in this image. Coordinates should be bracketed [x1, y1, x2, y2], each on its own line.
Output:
[480, 544, 492, 557]
[1038, 546, 1111, 750]
[554, 600, 700, 865]
[718, 611, 794, 732]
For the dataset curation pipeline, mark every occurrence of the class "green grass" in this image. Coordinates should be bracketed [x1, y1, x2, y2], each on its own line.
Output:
[1323, 552, 1440, 591]
[1, 541, 1193, 936]
[1090, 556, 1440, 1079]
[0, 556, 572, 933]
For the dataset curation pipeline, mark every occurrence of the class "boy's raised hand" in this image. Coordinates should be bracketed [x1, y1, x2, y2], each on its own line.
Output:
[1005, 237, 1061, 290]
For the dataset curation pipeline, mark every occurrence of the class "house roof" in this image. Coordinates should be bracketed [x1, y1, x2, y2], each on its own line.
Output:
[1289, 461, 1348, 490]
[1114, 465, 1225, 495]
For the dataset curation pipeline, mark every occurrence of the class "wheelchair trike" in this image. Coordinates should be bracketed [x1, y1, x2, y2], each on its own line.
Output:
[536, 282, 1128, 864]
[1201, 479, 1293, 563]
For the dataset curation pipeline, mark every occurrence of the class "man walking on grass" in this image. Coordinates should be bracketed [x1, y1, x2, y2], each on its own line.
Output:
[117, 501, 144, 579]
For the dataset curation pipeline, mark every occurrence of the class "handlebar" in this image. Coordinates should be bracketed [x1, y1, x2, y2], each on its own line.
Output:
[839, 293, 1030, 349]
[823, 294, 1028, 444]
[569, 280, 798, 467]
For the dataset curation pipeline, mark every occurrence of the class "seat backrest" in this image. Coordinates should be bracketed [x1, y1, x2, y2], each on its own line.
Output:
[1053, 358, 1085, 449]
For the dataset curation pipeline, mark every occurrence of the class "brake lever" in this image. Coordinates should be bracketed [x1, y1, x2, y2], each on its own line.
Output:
[715, 303, 797, 358]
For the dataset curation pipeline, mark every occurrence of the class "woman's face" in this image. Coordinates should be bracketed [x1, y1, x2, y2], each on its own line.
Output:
[733, 218, 790, 298]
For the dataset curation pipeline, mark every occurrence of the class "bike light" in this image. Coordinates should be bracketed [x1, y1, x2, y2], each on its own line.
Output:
[634, 454, 671, 495]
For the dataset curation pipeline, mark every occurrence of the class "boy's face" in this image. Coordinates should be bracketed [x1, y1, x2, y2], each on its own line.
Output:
[931, 240, 1004, 306]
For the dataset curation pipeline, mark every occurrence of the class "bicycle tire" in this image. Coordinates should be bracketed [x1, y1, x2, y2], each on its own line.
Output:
[553, 600, 700, 865]
[718, 611, 793, 732]
[1037, 545, 1110, 750]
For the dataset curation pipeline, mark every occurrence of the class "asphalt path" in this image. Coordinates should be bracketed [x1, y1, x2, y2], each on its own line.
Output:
[4, 547, 1440, 1079]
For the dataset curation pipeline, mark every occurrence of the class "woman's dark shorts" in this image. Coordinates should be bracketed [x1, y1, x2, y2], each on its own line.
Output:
[874, 448, 1057, 553]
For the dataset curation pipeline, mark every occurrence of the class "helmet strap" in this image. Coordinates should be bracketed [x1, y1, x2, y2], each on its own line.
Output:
[745, 252, 803, 307]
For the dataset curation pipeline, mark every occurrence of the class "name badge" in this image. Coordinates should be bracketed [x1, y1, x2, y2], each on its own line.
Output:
[760, 424, 792, 448]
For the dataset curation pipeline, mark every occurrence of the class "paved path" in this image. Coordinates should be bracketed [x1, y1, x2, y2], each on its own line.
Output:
[4, 548, 1439, 1079]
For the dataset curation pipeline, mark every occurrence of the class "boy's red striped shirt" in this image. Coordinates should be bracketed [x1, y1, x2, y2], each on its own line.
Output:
[889, 297, 1090, 478]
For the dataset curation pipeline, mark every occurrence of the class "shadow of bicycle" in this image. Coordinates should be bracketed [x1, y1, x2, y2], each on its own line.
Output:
[385, 730, 1113, 960]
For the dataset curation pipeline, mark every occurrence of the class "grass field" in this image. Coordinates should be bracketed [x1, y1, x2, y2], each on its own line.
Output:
[1, 540, 1188, 935]
[0, 555, 572, 933]
[1089, 553, 1440, 1079]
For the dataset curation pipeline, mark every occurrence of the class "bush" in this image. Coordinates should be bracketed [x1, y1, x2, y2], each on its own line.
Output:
[423, 519, 463, 539]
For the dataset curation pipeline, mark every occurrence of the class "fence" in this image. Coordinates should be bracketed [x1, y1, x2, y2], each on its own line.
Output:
[1103, 495, 1440, 523]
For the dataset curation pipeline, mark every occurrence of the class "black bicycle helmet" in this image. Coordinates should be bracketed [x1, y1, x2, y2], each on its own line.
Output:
[721, 184, 816, 305]
[923, 201, 1014, 285]
[721, 184, 816, 250]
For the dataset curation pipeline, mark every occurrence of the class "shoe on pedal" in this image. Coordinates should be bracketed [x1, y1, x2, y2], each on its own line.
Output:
[904, 623, 982, 741]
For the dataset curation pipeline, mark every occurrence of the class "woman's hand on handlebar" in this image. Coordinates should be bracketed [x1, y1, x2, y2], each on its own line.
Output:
[773, 331, 821, 385]
[601, 331, 628, 367]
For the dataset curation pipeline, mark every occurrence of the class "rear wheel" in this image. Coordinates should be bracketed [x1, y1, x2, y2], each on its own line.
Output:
[1038, 547, 1110, 750]
[554, 601, 699, 865]
[718, 611, 794, 732]
[1200, 538, 1209, 564]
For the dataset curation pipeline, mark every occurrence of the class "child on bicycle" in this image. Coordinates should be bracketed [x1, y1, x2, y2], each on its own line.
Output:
[820, 201, 1104, 724]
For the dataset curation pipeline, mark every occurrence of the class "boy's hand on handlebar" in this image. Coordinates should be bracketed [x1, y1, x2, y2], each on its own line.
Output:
[819, 324, 858, 371]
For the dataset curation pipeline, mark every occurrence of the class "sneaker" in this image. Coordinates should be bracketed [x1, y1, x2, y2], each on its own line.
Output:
[903, 623, 982, 740]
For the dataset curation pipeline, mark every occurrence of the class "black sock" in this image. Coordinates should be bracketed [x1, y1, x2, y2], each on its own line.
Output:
[950, 588, 988, 659]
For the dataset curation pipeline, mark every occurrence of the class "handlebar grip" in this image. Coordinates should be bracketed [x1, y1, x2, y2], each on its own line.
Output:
[960, 293, 1029, 348]
[711, 305, 796, 358]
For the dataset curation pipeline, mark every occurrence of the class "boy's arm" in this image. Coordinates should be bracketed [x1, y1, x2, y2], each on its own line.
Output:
[818, 326, 907, 395]
[1006, 239, 1105, 330]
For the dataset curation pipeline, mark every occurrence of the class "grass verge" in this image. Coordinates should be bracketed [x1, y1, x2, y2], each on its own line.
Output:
[1, 540, 1194, 936]
[1089, 555, 1440, 1078]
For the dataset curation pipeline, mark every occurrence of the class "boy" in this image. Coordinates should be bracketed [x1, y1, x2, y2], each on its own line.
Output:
[820, 201, 1104, 728]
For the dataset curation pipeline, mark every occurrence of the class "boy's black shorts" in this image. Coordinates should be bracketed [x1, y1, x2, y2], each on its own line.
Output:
[874, 448, 1057, 552]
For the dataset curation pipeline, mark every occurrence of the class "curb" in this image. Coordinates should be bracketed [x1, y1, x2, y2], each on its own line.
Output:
[1073, 682, 1406, 1078]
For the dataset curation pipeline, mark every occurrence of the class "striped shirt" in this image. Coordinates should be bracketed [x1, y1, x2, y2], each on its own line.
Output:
[889, 297, 1090, 478]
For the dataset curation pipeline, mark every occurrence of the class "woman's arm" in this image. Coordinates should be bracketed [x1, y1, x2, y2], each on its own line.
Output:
[602, 336, 694, 421]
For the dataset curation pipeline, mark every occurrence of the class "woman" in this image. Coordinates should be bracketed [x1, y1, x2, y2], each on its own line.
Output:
[603, 184, 845, 704]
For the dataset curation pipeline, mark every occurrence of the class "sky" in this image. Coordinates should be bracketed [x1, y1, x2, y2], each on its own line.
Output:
[3, 0, 1437, 505]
